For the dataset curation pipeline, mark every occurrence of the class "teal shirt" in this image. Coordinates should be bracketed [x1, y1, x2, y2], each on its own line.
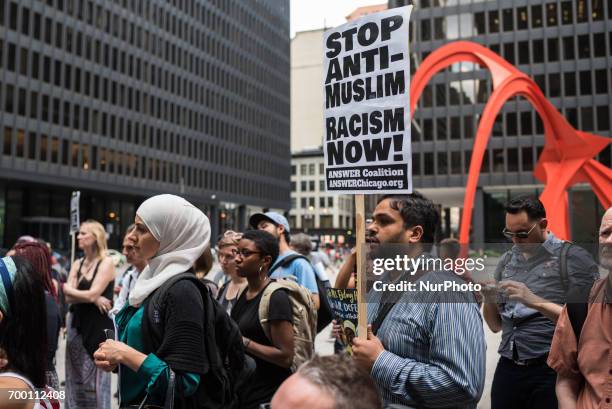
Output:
[116, 305, 201, 405]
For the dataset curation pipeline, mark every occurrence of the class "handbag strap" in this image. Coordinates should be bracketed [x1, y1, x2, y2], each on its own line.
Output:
[136, 369, 176, 409]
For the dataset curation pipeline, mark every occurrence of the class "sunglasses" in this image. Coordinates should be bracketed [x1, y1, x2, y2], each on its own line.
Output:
[502, 222, 538, 239]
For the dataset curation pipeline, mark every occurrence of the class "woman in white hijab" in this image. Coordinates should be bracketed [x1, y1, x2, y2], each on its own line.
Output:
[93, 194, 210, 408]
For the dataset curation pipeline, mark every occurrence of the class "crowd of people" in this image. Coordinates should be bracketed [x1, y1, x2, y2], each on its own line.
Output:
[0, 191, 609, 409]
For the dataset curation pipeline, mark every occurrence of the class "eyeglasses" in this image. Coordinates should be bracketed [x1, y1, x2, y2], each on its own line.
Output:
[236, 249, 262, 257]
[259, 404, 271, 409]
[502, 223, 538, 239]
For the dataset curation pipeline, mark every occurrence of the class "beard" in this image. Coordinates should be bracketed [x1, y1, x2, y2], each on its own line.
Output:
[599, 243, 612, 270]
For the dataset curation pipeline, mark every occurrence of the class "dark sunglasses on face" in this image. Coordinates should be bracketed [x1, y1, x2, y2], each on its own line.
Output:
[502, 222, 538, 239]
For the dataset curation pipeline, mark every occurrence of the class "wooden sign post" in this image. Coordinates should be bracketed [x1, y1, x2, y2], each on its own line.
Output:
[354, 194, 368, 339]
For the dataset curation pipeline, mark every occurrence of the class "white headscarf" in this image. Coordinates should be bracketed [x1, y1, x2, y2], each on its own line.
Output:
[128, 194, 210, 306]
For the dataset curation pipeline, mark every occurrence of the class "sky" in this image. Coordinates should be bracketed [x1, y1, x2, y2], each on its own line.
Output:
[290, 0, 387, 37]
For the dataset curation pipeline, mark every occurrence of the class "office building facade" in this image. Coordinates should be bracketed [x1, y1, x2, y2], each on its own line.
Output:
[0, 0, 290, 249]
[389, 0, 611, 243]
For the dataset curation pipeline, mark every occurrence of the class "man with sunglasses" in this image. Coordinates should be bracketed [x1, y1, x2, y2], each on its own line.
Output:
[483, 196, 599, 409]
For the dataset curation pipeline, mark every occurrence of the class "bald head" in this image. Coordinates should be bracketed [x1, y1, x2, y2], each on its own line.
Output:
[270, 373, 334, 409]
[599, 207, 612, 270]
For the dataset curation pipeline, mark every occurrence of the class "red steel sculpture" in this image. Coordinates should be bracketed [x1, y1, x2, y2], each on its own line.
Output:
[409, 41, 612, 243]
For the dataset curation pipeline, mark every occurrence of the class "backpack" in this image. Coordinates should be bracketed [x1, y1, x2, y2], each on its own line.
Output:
[143, 272, 254, 409]
[268, 254, 334, 332]
[565, 284, 593, 343]
[497, 241, 573, 291]
[241, 279, 317, 372]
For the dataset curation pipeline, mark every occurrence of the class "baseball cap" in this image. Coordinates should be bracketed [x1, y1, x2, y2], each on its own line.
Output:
[249, 212, 290, 233]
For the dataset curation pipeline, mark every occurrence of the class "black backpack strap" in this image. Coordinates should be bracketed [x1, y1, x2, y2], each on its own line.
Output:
[267, 253, 309, 276]
[565, 284, 592, 343]
[559, 241, 573, 292]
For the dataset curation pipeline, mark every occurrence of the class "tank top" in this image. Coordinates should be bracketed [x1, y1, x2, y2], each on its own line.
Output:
[0, 372, 59, 409]
[71, 258, 114, 357]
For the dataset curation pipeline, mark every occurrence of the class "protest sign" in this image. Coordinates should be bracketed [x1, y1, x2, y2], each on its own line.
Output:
[327, 288, 358, 354]
[323, 6, 412, 194]
[70, 191, 80, 264]
[70, 191, 80, 234]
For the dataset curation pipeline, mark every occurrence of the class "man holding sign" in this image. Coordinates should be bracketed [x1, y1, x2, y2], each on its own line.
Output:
[324, 8, 485, 408]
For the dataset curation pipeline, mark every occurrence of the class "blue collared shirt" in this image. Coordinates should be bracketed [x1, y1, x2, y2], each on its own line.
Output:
[494, 233, 599, 360]
[368, 270, 486, 408]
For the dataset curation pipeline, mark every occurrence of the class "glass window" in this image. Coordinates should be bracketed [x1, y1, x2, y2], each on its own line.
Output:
[549, 73, 561, 97]
[450, 116, 460, 139]
[581, 107, 594, 131]
[506, 113, 517, 135]
[595, 70, 608, 94]
[291, 165, 296, 175]
[561, 1, 573, 24]
[547, 38, 559, 61]
[593, 33, 605, 57]
[518, 41, 530, 64]
[421, 19, 431, 41]
[21, 7, 30, 35]
[546, 2, 558, 26]
[449, 81, 461, 105]
[437, 152, 448, 174]
[493, 114, 503, 137]
[578, 35, 590, 58]
[521, 147, 534, 171]
[8, 2, 16, 30]
[423, 118, 433, 141]
[563, 36, 575, 59]
[309, 181, 314, 191]
[327, 197, 333, 207]
[475, 12, 486, 34]
[521, 111, 533, 135]
[531, 5, 543, 27]
[300, 164, 306, 175]
[516, 7, 528, 29]
[507, 148, 518, 172]
[435, 84, 446, 106]
[3, 127, 12, 155]
[535, 74, 547, 95]
[488, 10, 499, 33]
[319, 180, 325, 191]
[309, 163, 315, 175]
[436, 118, 447, 140]
[563, 72, 576, 97]
[533, 40, 544, 63]
[492, 149, 504, 173]
[592, 0, 604, 20]
[463, 115, 473, 139]
[576, 0, 588, 23]
[412, 153, 421, 176]
[579, 71, 592, 95]
[597, 106, 610, 131]
[424, 152, 434, 175]
[300, 181, 306, 191]
[4, 85, 14, 113]
[434, 17, 444, 39]
[451, 151, 461, 174]
[563, 108, 578, 128]
[482, 150, 490, 173]
[503, 9, 514, 31]
[503, 43, 515, 64]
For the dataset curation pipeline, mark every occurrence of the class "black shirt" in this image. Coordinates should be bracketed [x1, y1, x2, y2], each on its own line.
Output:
[230, 281, 293, 409]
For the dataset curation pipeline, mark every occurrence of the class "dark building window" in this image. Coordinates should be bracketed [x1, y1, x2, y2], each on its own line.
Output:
[424, 152, 434, 175]
[522, 147, 534, 171]
[531, 5, 543, 27]
[516, 7, 528, 30]
[564, 72, 577, 96]
[437, 152, 448, 174]
[475, 12, 486, 34]
[576, 0, 589, 23]
[533, 40, 544, 63]
[549, 73, 561, 97]
[412, 153, 421, 176]
[547, 38, 559, 61]
[521, 111, 533, 135]
[421, 19, 431, 41]
[579, 71, 592, 95]
[597, 106, 610, 131]
[546, 2, 558, 26]
[578, 34, 590, 58]
[507, 148, 519, 172]
[594, 33, 606, 57]
[581, 107, 594, 131]
[492, 149, 504, 173]
[561, 1, 573, 24]
[488, 10, 499, 33]
[503, 9, 514, 31]
[563, 37, 575, 59]
[595, 70, 608, 93]
[518, 41, 530, 64]
[451, 151, 461, 174]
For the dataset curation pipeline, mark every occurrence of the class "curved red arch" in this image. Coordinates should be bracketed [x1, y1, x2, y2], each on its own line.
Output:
[409, 41, 612, 243]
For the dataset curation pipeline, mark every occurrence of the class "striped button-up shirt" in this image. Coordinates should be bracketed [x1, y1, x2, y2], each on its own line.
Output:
[368, 270, 486, 408]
